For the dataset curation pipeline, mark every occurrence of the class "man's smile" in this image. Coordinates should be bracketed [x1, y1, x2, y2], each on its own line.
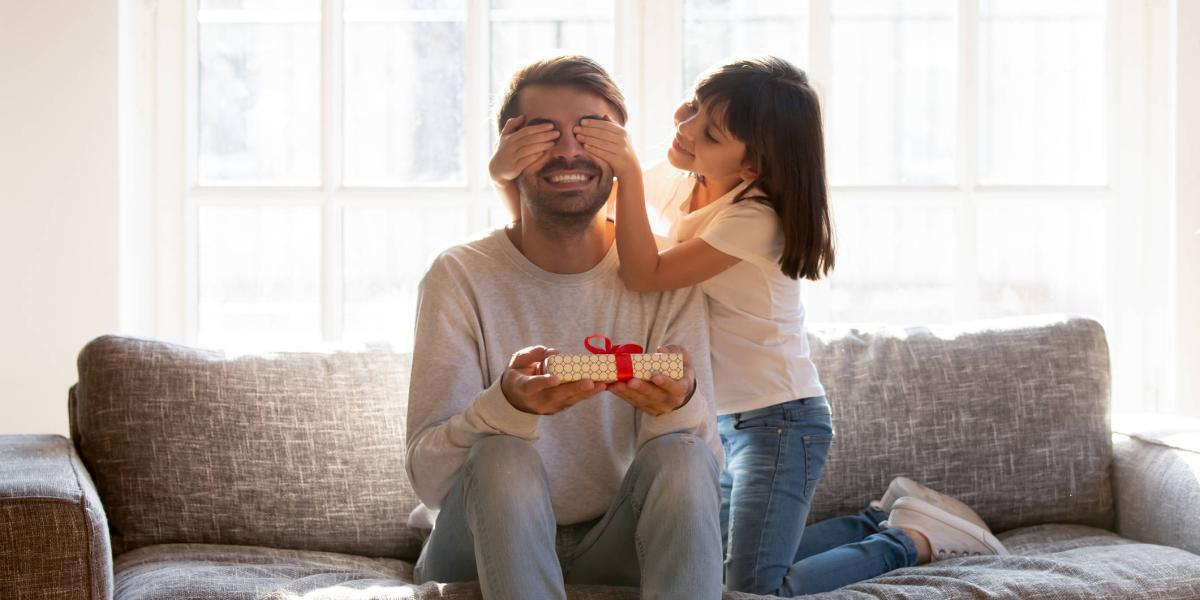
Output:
[542, 170, 598, 191]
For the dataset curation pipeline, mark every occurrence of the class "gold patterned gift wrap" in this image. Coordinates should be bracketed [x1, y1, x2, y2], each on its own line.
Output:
[541, 334, 685, 383]
[543, 352, 685, 383]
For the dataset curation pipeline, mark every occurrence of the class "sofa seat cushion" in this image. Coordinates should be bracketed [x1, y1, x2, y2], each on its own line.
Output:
[789, 525, 1200, 600]
[114, 525, 1200, 600]
[112, 543, 636, 600]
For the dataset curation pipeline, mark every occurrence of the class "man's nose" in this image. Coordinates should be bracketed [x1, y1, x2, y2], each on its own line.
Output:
[550, 124, 587, 161]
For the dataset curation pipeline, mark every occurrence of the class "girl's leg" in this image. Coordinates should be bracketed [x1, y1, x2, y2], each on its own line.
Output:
[781, 529, 920, 597]
[720, 397, 833, 595]
[793, 506, 889, 560]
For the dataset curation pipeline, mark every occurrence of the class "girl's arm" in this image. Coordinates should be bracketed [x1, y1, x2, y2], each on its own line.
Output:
[489, 115, 560, 221]
[577, 119, 741, 293]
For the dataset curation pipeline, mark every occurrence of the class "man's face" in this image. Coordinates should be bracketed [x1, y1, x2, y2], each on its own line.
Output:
[514, 84, 617, 228]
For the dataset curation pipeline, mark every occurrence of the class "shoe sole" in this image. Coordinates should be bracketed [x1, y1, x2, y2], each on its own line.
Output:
[888, 497, 1009, 556]
[881, 477, 989, 530]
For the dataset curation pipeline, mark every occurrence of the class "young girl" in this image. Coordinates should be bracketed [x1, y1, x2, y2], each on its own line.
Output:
[490, 56, 1005, 596]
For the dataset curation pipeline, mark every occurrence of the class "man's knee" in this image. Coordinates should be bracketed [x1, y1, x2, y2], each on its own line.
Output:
[462, 435, 549, 501]
[632, 433, 720, 494]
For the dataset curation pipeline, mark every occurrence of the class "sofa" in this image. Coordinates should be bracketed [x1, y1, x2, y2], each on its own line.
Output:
[3, 315, 1200, 599]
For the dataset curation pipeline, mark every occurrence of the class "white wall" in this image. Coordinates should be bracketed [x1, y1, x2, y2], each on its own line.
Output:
[1174, 0, 1200, 416]
[0, 0, 121, 435]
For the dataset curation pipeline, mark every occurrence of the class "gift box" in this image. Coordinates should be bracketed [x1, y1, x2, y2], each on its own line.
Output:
[542, 334, 684, 383]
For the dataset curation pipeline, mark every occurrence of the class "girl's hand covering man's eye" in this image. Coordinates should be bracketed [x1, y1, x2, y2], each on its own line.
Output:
[488, 114, 561, 184]
[575, 118, 640, 180]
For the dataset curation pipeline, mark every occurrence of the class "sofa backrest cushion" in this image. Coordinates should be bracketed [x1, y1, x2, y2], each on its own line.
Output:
[71, 335, 423, 559]
[806, 316, 1113, 532]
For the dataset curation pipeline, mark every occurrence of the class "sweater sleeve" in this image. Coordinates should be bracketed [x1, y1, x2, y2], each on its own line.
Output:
[634, 285, 723, 466]
[404, 254, 542, 510]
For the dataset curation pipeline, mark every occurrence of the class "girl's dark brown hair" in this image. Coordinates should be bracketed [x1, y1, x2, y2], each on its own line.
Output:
[695, 56, 835, 280]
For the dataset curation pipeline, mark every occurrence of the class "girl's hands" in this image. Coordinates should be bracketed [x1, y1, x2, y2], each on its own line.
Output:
[575, 118, 640, 180]
[489, 115, 561, 185]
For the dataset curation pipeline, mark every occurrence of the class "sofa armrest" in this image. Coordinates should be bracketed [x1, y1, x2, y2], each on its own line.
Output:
[0, 434, 112, 600]
[1112, 413, 1200, 555]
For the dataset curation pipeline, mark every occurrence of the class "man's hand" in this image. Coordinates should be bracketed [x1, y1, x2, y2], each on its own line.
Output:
[489, 115, 560, 185]
[607, 345, 696, 417]
[501, 345, 607, 415]
[575, 117, 640, 180]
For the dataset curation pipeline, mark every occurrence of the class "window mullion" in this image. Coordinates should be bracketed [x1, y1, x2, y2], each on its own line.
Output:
[808, 0, 831, 92]
[614, 0, 641, 147]
[321, 0, 345, 341]
[804, 0, 833, 324]
[183, 0, 201, 343]
[954, 0, 980, 321]
[466, 0, 492, 230]
[639, 0, 682, 155]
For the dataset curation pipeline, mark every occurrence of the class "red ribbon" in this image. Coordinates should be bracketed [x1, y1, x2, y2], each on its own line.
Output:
[584, 334, 644, 383]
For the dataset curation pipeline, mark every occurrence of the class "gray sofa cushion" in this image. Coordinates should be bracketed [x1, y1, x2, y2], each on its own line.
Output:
[806, 316, 1113, 532]
[799, 525, 1200, 599]
[72, 335, 423, 560]
[111, 526, 1200, 600]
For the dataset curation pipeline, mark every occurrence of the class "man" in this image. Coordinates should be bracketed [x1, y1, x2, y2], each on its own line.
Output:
[404, 55, 723, 600]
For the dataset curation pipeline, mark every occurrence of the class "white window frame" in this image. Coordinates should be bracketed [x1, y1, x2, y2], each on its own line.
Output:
[148, 0, 1171, 413]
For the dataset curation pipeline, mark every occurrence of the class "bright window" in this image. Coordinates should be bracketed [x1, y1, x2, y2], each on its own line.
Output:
[178, 0, 1153, 410]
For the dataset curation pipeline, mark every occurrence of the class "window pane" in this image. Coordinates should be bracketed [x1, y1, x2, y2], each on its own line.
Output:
[682, 0, 807, 96]
[197, 4, 320, 185]
[344, 2, 466, 186]
[979, 0, 1106, 185]
[826, 199, 958, 323]
[197, 205, 322, 348]
[490, 0, 614, 105]
[342, 204, 471, 349]
[828, 0, 956, 186]
[977, 198, 1107, 317]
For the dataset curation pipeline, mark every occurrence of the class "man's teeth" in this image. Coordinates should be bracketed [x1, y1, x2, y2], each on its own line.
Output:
[549, 174, 589, 183]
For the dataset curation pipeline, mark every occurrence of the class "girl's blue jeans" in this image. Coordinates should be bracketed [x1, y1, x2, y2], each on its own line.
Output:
[719, 396, 919, 596]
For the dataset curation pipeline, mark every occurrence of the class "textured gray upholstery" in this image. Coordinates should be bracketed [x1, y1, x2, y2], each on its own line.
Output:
[71, 335, 423, 560]
[5, 316, 1195, 600]
[1113, 414, 1200, 555]
[806, 316, 1113, 531]
[108, 525, 1200, 600]
[0, 434, 112, 600]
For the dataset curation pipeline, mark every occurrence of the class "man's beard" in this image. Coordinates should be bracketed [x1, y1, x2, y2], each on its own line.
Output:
[517, 157, 613, 235]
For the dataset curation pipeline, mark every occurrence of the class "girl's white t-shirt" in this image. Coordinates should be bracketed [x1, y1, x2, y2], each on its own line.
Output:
[641, 160, 825, 415]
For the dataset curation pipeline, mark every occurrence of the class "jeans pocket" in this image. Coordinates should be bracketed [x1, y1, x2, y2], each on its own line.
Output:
[801, 434, 834, 499]
[729, 408, 787, 432]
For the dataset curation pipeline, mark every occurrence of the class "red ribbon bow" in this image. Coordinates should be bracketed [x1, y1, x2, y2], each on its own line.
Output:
[584, 334, 643, 383]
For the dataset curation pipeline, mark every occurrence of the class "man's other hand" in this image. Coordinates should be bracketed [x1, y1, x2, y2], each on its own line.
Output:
[607, 344, 696, 416]
[501, 345, 607, 415]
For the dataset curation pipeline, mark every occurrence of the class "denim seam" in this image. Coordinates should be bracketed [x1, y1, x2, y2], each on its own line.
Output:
[460, 461, 487, 580]
[746, 425, 787, 593]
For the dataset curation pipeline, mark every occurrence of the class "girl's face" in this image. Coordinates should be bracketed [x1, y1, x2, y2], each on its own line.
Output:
[666, 97, 753, 183]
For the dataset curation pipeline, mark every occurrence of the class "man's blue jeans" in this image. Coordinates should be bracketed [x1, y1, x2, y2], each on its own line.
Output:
[413, 433, 723, 600]
[720, 397, 919, 596]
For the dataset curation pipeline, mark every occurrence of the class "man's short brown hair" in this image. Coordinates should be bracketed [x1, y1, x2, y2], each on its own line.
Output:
[495, 54, 628, 133]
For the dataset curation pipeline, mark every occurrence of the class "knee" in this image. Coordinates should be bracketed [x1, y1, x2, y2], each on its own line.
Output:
[633, 433, 719, 495]
[462, 435, 548, 501]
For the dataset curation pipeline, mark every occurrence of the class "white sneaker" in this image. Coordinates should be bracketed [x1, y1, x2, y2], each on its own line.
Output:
[882, 496, 1009, 561]
[872, 477, 989, 530]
